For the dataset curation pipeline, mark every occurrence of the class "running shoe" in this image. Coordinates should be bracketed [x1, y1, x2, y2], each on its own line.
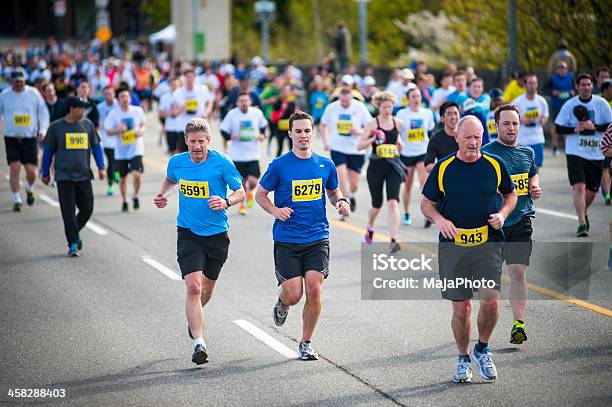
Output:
[364, 227, 374, 245]
[390, 241, 401, 253]
[273, 298, 289, 326]
[453, 357, 473, 383]
[471, 345, 497, 380]
[576, 224, 588, 237]
[349, 197, 356, 212]
[67, 243, 79, 257]
[402, 213, 411, 225]
[133, 197, 140, 210]
[26, 190, 35, 206]
[605, 195, 611, 206]
[12, 202, 22, 212]
[107, 184, 114, 196]
[192, 344, 208, 365]
[247, 192, 254, 208]
[122, 202, 129, 212]
[76, 237, 83, 251]
[510, 320, 528, 344]
[299, 341, 319, 361]
[239, 204, 247, 216]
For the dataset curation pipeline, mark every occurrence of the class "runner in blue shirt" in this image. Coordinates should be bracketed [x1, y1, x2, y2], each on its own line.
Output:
[482, 105, 542, 345]
[256, 111, 350, 361]
[421, 115, 517, 383]
[154, 118, 245, 366]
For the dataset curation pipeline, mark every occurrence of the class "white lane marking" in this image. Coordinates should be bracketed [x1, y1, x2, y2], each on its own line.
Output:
[141, 256, 182, 281]
[233, 319, 299, 359]
[536, 207, 579, 221]
[39, 193, 60, 208]
[39, 193, 108, 235]
[85, 221, 108, 235]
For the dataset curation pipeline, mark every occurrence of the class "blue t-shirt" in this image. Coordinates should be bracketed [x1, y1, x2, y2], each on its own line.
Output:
[551, 72, 574, 109]
[310, 91, 329, 121]
[167, 150, 243, 236]
[422, 152, 515, 242]
[446, 90, 467, 104]
[259, 151, 339, 243]
[481, 141, 537, 227]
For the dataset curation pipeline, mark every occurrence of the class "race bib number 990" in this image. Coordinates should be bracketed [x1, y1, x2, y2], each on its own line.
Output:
[511, 173, 529, 196]
[179, 179, 209, 199]
[65, 133, 88, 149]
[454, 226, 488, 247]
[292, 178, 323, 202]
[14, 114, 30, 126]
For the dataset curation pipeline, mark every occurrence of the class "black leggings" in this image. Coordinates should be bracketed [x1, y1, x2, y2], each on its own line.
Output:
[366, 159, 402, 209]
[57, 180, 94, 245]
[104, 148, 115, 185]
[274, 131, 293, 157]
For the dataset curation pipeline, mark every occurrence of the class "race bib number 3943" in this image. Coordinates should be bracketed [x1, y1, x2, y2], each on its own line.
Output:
[292, 178, 323, 202]
[511, 173, 529, 196]
[179, 179, 209, 199]
[65, 133, 88, 149]
[577, 136, 599, 151]
[454, 226, 488, 247]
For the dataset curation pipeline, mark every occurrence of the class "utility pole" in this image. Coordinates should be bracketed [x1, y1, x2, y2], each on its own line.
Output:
[356, 0, 369, 66]
[255, 1, 276, 63]
[508, 0, 517, 75]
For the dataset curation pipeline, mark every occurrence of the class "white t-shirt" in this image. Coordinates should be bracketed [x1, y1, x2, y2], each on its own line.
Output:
[555, 95, 611, 160]
[396, 107, 435, 157]
[386, 81, 417, 108]
[172, 85, 212, 130]
[96, 100, 118, 149]
[0, 86, 49, 137]
[513, 94, 549, 145]
[159, 92, 180, 132]
[321, 100, 372, 155]
[104, 105, 146, 160]
[219, 106, 268, 162]
[197, 73, 220, 92]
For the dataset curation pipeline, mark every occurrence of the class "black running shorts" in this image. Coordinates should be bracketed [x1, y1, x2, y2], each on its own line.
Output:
[177, 227, 230, 280]
[273, 239, 329, 285]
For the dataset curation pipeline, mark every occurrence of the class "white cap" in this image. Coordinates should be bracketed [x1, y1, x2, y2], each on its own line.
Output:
[251, 56, 263, 65]
[341, 74, 354, 85]
[363, 75, 375, 86]
[400, 68, 415, 80]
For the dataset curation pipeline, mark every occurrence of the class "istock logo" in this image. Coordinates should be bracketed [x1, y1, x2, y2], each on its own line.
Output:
[372, 253, 434, 272]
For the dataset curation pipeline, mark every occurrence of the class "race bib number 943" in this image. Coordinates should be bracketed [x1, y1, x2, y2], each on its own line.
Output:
[511, 173, 529, 196]
[292, 178, 323, 202]
[455, 226, 488, 247]
[65, 133, 88, 149]
[179, 179, 209, 199]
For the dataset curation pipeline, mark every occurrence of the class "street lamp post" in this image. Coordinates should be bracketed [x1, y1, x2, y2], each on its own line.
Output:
[255, 1, 276, 64]
[356, 0, 369, 66]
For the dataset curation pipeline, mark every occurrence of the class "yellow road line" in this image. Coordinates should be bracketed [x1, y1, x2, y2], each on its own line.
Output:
[331, 219, 612, 318]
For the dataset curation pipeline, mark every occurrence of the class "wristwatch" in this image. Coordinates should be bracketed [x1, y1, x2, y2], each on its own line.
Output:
[225, 198, 232, 208]
[338, 197, 349, 205]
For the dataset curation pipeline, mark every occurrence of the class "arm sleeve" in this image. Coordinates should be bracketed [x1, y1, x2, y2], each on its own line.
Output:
[424, 137, 437, 166]
[166, 157, 177, 183]
[422, 164, 443, 202]
[528, 148, 538, 177]
[259, 159, 279, 191]
[223, 159, 244, 191]
[595, 123, 610, 132]
[92, 142, 105, 169]
[325, 161, 339, 190]
[498, 160, 515, 195]
[41, 147, 54, 178]
[556, 124, 575, 134]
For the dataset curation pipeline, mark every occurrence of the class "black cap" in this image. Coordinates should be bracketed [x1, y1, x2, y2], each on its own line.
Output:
[65, 96, 88, 109]
[11, 69, 25, 80]
[489, 88, 503, 99]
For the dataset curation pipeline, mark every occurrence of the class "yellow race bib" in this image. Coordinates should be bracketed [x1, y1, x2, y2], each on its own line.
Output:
[511, 173, 529, 196]
[524, 109, 540, 120]
[185, 98, 198, 113]
[407, 128, 425, 142]
[278, 119, 289, 131]
[455, 226, 488, 247]
[487, 120, 497, 135]
[179, 179, 209, 199]
[65, 133, 88, 149]
[401, 95, 408, 106]
[121, 130, 138, 144]
[336, 120, 352, 136]
[14, 114, 30, 126]
[292, 178, 323, 202]
[376, 144, 398, 158]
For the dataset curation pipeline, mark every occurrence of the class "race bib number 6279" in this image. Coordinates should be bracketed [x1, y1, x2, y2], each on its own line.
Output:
[292, 178, 323, 202]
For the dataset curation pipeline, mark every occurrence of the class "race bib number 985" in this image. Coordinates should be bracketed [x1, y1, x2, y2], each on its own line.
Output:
[455, 226, 488, 247]
[65, 133, 88, 149]
[292, 178, 323, 202]
[511, 173, 529, 196]
[179, 179, 209, 199]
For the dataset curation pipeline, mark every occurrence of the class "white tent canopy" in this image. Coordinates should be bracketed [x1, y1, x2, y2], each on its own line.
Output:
[149, 24, 175, 44]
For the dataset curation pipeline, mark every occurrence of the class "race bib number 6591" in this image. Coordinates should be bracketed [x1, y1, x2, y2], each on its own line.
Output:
[292, 178, 323, 202]
[179, 179, 210, 199]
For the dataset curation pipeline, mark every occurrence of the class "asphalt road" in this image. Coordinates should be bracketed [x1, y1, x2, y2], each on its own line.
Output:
[0, 113, 610, 406]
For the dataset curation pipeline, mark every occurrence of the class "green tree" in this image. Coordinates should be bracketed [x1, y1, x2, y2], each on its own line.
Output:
[140, 0, 171, 32]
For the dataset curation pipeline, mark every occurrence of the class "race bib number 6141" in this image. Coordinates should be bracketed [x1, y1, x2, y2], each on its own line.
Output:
[292, 178, 323, 202]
